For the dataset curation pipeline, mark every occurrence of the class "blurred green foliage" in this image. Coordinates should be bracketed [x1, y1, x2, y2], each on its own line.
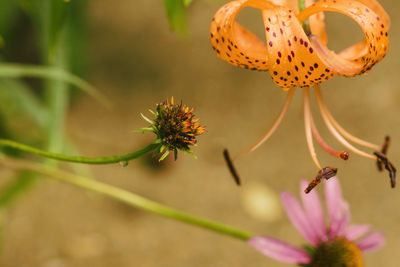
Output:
[164, 0, 193, 35]
[0, 0, 191, 247]
[0, 0, 88, 209]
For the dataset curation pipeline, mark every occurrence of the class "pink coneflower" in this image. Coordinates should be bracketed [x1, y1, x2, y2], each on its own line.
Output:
[249, 177, 385, 266]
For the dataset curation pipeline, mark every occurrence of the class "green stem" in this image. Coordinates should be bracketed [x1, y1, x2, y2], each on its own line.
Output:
[0, 156, 253, 241]
[0, 139, 160, 164]
[298, 0, 306, 11]
[298, 0, 311, 35]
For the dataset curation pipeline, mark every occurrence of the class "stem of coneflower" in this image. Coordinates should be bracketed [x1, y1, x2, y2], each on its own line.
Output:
[0, 139, 161, 165]
[0, 156, 253, 241]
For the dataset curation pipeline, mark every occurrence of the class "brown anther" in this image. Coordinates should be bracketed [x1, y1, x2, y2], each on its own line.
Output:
[223, 149, 241, 186]
[305, 167, 338, 194]
[374, 151, 396, 188]
[339, 151, 349, 160]
[377, 135, 391, 171]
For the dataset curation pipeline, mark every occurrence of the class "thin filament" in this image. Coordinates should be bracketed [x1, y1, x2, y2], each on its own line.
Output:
[303, 87, 322, 170]
[314, 85, 380, 151]
[233, 88, 295, 160]
[314, 85, 375, 160]
[310, 107, 348, 160]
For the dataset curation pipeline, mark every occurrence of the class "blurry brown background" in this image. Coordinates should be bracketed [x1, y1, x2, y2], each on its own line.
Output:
[1, 0, 400, 266]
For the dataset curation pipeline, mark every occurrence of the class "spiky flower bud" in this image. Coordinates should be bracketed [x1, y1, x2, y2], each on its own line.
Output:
[141, 97, 205, 160]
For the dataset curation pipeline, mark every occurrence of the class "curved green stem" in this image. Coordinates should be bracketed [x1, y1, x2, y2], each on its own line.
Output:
[0, 139, 160, 164]
[298, 0, 311, 35]
[0, 156, 253, 241]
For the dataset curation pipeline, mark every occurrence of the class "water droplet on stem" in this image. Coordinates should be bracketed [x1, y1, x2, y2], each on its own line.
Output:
[119, 161, 129, 167]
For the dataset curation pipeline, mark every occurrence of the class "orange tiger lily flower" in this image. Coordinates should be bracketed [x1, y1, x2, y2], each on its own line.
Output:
[210, 0, 395, 192]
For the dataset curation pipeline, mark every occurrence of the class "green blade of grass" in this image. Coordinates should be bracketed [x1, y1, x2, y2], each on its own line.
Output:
[0, 63, 111, 108]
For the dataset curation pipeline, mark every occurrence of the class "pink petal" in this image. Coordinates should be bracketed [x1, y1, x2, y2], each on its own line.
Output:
[330, 200, 351, 238]
[357, 231, 386, 253]
[300, 180, 327, 242]
[248, 236, 311, 264]
[281, 192, 319, 245]
[324, 177, 350, 238]
[345, 224, 371, 241]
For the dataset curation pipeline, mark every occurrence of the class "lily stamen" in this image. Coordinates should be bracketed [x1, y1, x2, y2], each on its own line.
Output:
[315, 85, 375, 160]
[374, 151, 396, 188]
[315, 85, 381, 151]
[233, 88, 295, 160]
[310, 107, 349, 160]
[303, 87, 322, 170]
[305, 166, 337, 194]
[377, 135, 391, 171]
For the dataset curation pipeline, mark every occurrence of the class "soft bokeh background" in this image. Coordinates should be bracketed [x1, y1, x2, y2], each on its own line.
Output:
[1, 0, 400, 266]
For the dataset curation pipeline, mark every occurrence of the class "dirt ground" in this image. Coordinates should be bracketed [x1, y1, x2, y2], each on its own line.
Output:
[2, 0, 400, 266]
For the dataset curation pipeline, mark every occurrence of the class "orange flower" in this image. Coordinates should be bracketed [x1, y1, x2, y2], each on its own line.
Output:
[210, 0, 395, 192]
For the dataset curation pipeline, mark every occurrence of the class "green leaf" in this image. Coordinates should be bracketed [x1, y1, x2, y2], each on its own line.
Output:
[0, 170, 37, 208]
[48, 0, 70, 59]
[0, 0, 19, 46]
[159, 149, 170, 161]
[183, 0, 192, 6]
[163, 0, 193, 35]
[0, 79, 50, 132]
[141, 113, 154, 125]
[0, 63, 111, 108]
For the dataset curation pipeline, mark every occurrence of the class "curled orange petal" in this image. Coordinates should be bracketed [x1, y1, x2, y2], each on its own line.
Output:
[298, 0, 389, 76]
[210, 0, 274, 71]
[210, 0, 389, 89]
[262, 6, 334, 89]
